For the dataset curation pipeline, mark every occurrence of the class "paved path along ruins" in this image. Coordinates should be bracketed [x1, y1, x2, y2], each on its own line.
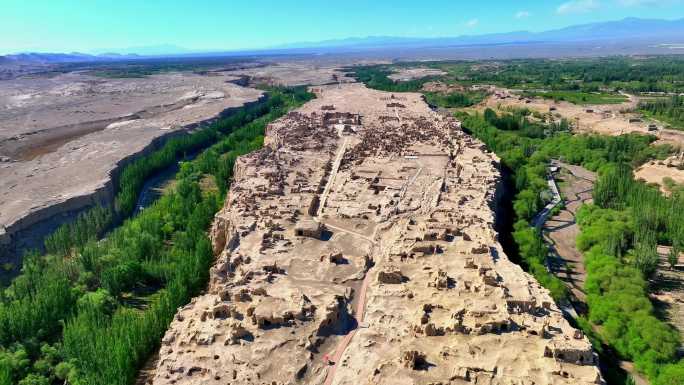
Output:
[149, 84, 602, 385]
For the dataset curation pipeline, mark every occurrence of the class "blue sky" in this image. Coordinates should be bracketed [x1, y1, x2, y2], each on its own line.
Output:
[2, 0, 683, 54]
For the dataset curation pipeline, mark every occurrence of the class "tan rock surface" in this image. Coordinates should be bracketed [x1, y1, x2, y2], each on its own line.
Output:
[151, 83, 601, 385]
[387, 68, 447, 82]
[227, 62, 354, 87]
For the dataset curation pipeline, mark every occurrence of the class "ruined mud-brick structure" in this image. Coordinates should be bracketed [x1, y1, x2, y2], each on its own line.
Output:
[150, 83, 602, 385]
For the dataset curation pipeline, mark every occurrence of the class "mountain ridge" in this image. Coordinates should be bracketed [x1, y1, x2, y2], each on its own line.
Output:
[275, 17, 684, 49]
[3, 17, 683, 62]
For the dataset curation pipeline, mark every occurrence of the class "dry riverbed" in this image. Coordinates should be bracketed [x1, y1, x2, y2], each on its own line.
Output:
[0, 68, 264, 273]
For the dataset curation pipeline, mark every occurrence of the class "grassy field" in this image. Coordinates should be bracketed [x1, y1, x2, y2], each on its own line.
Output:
[522, 90, 628, 105]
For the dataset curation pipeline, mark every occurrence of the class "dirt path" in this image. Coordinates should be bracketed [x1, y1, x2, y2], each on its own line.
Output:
[542, 162, 654, 385]
[318, 137, 349, 217]
[652, 246, 684, 347]
[619, 91, 641, 111]
[314, 132, 375, 385]
[322, 265, 372, 385]
[316, 203, 375, 385]
[323, 222, 375, 244]
[543, 162, 596, 304]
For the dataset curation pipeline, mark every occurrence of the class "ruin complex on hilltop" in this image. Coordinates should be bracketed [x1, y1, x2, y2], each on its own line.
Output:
[151, 83, 602, 385]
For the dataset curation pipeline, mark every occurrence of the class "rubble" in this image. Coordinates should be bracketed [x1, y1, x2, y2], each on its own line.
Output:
[377, 265, 405, 284]
[150, 83, 602, 385]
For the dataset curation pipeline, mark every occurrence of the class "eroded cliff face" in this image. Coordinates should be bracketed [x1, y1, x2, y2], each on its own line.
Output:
[0, 79, 264, 273]
[151, 83, 601, 385]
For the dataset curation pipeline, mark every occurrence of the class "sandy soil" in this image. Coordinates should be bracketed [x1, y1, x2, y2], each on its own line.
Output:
[0, 72, 245, 140]
[635, 155, 684, 194]
[226, 62, 355, 87]
[387, 68, 447, 82]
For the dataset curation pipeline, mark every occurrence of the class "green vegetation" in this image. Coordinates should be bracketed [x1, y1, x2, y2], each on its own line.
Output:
[352, 57, 684, 110]
[348, 65, 433, 92]
[521, 90, 628, 105]
[593, 162, 684, 250]
[640, 95, 684, 130]
[0, 87, 314, 385]
[424, 91, 485, 108]
[461, 109, 683, 384]
[44, 206, 113, 257]
[425, 57, 684, 94]
[669, 245, 681, 270]
[576, 199, 683, 382]
[459, 109, 669, 302]
[347, 66, 486, 108]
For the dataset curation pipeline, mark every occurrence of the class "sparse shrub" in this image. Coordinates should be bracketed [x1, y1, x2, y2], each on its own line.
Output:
[668, 245, 680, 270]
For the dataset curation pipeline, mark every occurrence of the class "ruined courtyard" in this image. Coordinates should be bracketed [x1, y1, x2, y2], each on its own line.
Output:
[151, 83, 601, 385]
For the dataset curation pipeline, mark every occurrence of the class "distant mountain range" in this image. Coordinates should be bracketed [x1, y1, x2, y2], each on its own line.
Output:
[276, 17, 684, 50]
[1, 52, 142, 63]
[89, 44, 197, 56]
[3, 17, 684, 63]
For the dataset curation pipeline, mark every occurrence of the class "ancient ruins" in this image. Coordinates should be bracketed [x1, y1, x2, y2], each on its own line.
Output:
[151, 83, 602, 385]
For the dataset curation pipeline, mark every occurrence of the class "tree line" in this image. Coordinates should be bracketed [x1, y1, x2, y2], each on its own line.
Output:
[352, 57, 684, 99]
[640, 95, 684, 130]
[443, 57, 684, 94]
[0, 87, 314, 385]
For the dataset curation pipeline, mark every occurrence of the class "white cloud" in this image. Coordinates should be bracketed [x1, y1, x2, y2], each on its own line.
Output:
[465, 18, 479, 27]
[557, 0, 601, 14]
[617, 0, 680, 6]
[515, 11, 531, 19]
